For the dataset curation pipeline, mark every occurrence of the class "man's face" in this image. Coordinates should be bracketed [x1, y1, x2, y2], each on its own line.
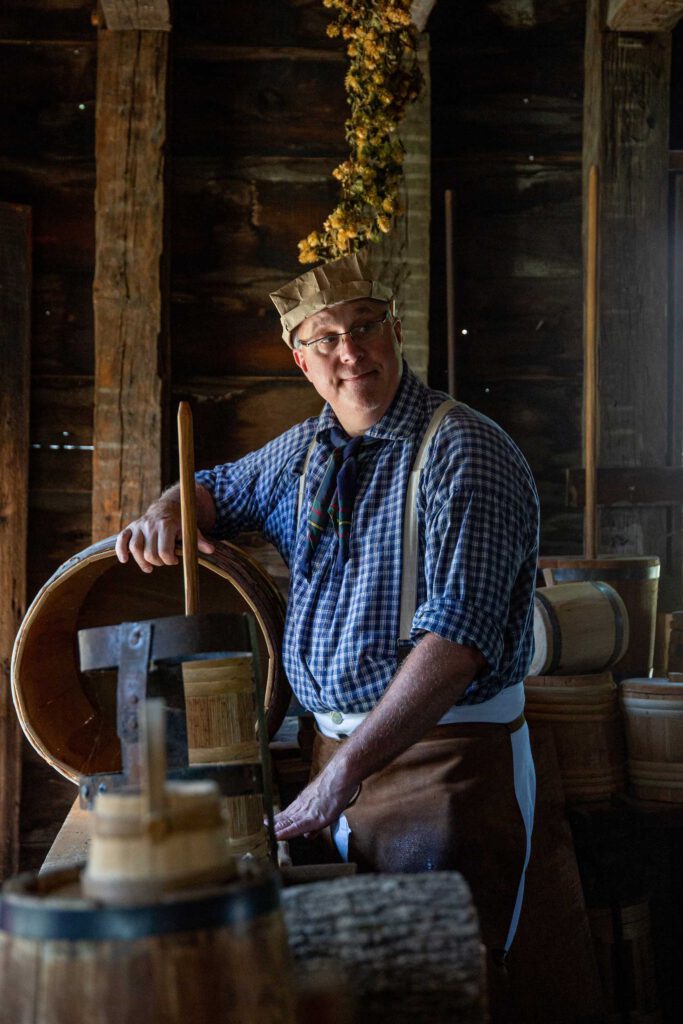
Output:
[292, 298, 403, 435]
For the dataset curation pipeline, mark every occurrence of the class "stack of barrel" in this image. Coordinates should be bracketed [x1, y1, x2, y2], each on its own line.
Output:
[618, 606, 683, 806]
[524, 574, 630, 803]
[527, 558, 664, 1024]
[526, 556, 665, 806]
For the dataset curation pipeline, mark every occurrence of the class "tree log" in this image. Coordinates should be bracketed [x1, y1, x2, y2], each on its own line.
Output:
[281, 873, 484, 1024]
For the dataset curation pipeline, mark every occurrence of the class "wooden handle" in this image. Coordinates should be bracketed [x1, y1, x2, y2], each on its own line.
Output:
[178, 401, 200, 616]
[141, 698, 167, 839]
[584, 164, 599, 561]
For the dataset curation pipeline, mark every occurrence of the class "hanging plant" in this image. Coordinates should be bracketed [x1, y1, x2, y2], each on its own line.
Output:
[297, 0, 424, 264]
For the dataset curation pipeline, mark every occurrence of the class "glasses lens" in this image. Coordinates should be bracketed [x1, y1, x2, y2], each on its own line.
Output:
[307, 312, 390, 354]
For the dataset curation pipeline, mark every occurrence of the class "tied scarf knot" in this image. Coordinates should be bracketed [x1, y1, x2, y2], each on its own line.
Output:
[304, 426, 363, 577]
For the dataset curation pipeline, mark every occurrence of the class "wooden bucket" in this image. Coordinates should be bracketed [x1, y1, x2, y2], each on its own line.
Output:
[10, 536, 290, 783]
[523, 672, 626, 801]
[530, 581, 629, 676]
[182, 655, 269, 860]
[0, 865, 297, 1024]
[539, 556, 660, 678]
[82, 780, 236, 903]
[619, 678, 683, 802]
[665, 611, 683, 673]
[588, 901, 661, 1024]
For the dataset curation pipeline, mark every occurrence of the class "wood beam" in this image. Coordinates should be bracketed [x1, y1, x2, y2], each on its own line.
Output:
[583, 1, 671, 563]
[100, 0, 171, 32]
[567, 466, 683, 506]
[92, 28, 170, 541]
[607, 0, 683, 32]
[0, 202, 30, 879]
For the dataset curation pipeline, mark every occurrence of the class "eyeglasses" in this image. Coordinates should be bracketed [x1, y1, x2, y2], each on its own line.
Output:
[297, 310, 393, 356]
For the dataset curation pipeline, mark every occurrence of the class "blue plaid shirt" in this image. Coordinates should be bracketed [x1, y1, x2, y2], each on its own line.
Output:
[196, 362, 539, 713]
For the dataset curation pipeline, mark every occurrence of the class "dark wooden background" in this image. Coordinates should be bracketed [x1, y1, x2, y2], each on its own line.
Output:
[0, 0, 681, 868]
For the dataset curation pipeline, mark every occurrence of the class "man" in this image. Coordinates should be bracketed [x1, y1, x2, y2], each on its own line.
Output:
[116, 251, 539, 983]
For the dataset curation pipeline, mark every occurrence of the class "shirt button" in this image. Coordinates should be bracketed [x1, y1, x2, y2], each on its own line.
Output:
[330, 711, 343, 725]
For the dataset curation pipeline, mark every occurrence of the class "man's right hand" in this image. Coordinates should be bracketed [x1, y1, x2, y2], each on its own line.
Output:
[115, 485, 216, 573]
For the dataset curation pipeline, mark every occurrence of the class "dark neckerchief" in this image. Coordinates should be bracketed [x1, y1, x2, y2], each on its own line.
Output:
[304, 425, 365, 578]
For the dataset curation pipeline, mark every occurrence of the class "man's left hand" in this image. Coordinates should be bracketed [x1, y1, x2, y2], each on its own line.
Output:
[272, 764, 358, 841]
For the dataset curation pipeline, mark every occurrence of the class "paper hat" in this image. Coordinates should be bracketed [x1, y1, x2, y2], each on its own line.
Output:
[269, 250, 393, 347]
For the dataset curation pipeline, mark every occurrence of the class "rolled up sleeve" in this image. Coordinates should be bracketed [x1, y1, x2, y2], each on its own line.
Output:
[411, 489, 532, 673]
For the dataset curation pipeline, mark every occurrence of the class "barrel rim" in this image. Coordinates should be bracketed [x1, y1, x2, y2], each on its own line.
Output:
[10, 537, 291, 782]
[0, 865, 281, 941]
[543, 566, 660, 582]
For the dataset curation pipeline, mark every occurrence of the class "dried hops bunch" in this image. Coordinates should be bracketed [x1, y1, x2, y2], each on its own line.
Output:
[298, 0, 424, 264]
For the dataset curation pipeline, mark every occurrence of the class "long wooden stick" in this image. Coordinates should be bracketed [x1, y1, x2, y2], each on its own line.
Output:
[445, 188, 457, 397]
[584, 165, 599, 560]
[178, 401, 200, 616]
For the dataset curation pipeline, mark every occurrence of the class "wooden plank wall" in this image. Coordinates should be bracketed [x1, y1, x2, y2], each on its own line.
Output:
[169, 2, 346, 475]
[429, 1, 586, 554]
[0, 0, 679, 867]
[0, 12, 95, 605]
[0, 3, 96, 868]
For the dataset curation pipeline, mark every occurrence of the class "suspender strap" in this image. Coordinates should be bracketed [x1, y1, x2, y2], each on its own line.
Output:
[296, 398, 457, 642]
[399, 399, 457, 642]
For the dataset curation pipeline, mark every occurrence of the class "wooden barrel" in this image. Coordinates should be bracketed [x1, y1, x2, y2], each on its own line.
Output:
[619, 678, 683, 802]
[665, 611, 683, 672]
[281, 873, 484, 1024]
[182, 655, 269, 860]
[10, 536, 290, 783]
[539, 556, 660, 678]
[530, 581, 629, 676]
[0, 865, 297, 1024]
[588, 901, 661, 1024]
[523, 672, 626, 801]
[82, 780, 236, 903]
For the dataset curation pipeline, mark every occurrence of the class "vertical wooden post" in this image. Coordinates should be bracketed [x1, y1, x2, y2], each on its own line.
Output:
[92, 21, 171, 540]
[583, 0, 671, 563]
[0, 203, 31, 879]
[584, 166, 599, 561]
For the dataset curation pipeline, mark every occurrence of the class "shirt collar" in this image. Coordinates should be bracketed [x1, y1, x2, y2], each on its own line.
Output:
[316, 360, 428, 443]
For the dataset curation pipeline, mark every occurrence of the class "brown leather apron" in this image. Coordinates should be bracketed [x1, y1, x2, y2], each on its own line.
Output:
[310, 718, 528, 954]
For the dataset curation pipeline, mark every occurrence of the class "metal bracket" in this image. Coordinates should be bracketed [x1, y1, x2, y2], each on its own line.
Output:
[79, 763, 264, 810]
[116, 621, 153, 782]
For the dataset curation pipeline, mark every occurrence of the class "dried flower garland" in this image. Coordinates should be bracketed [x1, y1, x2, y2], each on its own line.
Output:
[297, 0, 424, 264]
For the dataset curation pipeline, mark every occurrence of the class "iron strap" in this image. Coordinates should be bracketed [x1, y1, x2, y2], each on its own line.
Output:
[0, 869, 280, 941]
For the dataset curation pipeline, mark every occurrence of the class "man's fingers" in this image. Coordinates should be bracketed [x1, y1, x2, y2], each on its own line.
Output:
[115, 527, 131, 564]
[273, 806, 326, 841]
[157, 519, 180, 565]
[197, 530, 215, 554]
[127, 528, 156, 573]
